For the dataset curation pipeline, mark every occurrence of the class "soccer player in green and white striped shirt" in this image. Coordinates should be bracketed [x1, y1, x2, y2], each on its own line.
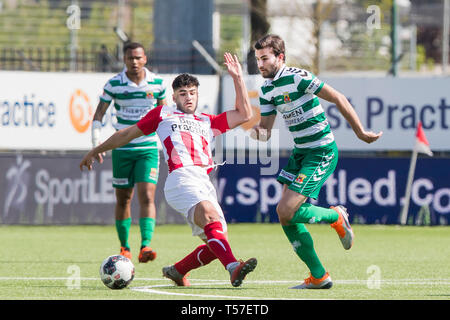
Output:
[92, 42, 167, 263]
[252, 34, 382, 289]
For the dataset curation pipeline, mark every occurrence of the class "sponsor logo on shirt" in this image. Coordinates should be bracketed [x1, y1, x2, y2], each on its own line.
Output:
[305, 78, 322, 94]
[279, 170, 296, 182]
[282, 108, 305, 126]
[170, 117, 209, 136]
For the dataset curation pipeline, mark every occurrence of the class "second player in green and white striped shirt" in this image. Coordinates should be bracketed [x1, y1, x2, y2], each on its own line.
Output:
[100, 64, 166, 150]
[258, 65, 333, 149]
[252, 34, 382, 290]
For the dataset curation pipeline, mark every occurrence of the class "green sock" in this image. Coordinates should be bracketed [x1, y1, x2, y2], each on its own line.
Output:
[282, 223, 326, 279]
[115, 217, 132, 249]
[139, 217, 155, 248]
[290, 203, 339, 224]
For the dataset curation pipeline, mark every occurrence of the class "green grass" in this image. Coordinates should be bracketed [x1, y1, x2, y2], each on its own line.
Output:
[0, 224, 449, 300]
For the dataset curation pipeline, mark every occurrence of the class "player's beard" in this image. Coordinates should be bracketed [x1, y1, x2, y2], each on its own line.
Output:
[261, 64, 279, 79]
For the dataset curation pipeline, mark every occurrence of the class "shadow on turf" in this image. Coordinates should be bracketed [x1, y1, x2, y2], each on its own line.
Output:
[142, 285, 256, 291]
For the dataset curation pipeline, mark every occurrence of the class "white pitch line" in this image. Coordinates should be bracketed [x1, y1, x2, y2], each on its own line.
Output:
[0, 277, 449, 285]
[129, 278, 450, 300]
[130, 284, 317, 300]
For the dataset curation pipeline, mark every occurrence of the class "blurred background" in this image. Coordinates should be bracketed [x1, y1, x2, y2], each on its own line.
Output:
[0, 0, 449, 227]
[0, 0, 448, 76]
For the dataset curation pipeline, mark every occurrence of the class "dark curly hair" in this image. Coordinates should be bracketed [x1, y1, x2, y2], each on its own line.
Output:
[172, 73, 200, 91]
[123, 42, 145, 54]
[253, 34, 286, 62]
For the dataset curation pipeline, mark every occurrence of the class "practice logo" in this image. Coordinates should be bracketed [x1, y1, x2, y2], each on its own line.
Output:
[4, 155, 30, 218]
[69, 89, 93, 133]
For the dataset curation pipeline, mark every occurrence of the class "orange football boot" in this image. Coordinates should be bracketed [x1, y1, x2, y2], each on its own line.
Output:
[290, 272, 333, 289]
[119, 247, 132, 260]
[138, 246, 157, 263]
[330, 205, 354, 250]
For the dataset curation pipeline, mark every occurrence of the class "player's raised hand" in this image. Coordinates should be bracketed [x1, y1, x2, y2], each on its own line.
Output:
[224, 52, 243, 78]
[80, 149, 104, 171]
[357, 130, 383, 144]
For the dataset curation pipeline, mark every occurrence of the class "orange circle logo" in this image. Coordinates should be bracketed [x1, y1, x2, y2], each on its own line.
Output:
[69, 89, 93, 133]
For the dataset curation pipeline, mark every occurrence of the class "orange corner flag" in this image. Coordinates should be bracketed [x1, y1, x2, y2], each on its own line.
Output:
[415, 121, 433, 156]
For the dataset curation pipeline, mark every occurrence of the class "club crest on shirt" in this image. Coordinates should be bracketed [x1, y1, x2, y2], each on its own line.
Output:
[283, 92, 291, 103]
[295, 173, 307, 184]
[146, 91, 154, 99]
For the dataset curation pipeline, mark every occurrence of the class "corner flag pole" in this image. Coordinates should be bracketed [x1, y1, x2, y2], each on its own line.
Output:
[399, 147, 418, 225]
[399, 122, 433, 225]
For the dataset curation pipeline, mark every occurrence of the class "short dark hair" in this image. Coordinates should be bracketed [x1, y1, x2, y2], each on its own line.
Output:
[123, 42, 145, 55]
[254, 34, 286, 61]
[172, 73, 200, 90]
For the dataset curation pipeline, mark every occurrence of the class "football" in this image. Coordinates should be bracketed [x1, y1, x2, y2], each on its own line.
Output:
[99, 255, 135, 289]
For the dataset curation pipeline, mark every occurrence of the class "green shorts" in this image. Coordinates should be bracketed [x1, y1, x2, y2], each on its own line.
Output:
[111, 148, 160, 189]
[277, 142, 338, 199]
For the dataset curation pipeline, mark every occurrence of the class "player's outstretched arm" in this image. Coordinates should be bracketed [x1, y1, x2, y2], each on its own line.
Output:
[223, 52, 253, 129]
[317, 83, 382, 144]
[80, 125, 143, 171]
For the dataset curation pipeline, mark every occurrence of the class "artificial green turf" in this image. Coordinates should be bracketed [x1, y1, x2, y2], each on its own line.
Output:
[0, 224, 449, 300]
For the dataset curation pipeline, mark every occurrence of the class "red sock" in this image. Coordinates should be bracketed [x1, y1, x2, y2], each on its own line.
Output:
[174, 244, 217, 275]
[203, 221, 237, 268]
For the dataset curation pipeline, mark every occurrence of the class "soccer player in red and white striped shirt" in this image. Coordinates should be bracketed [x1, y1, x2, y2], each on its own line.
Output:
[80, 53, 257, 287]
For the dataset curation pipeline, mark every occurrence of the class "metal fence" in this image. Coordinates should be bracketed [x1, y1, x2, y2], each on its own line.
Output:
[0, 0, 155, 72]
[0, 45, 214, 73]
[0, 45, 104, 72]
[0, 0, 448, 75]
